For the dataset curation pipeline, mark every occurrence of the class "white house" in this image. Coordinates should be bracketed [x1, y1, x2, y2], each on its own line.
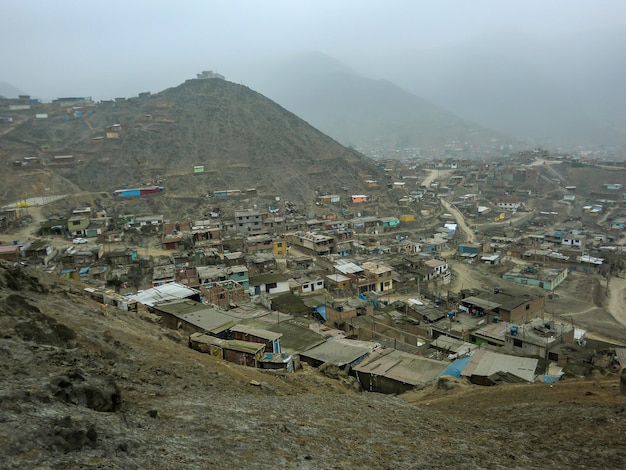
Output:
[495, 198, 522, 212]
[562, 236, 585, 248]
[424, 259, 449, 276]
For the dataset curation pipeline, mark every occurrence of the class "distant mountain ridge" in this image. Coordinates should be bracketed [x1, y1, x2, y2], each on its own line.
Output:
[0, 81, 24, 99]
[352, 29, 626, 147]
[240, 52, 511, 150]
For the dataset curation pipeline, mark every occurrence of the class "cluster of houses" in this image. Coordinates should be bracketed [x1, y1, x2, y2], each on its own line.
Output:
[77, 270, 599, 393]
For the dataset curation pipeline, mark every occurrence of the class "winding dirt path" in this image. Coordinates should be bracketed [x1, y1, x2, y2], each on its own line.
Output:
[606, 276, 626, 328]
[440, 198, 475, 243]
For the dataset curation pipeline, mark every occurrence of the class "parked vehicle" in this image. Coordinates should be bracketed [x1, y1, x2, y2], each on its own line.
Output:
[72, 237, 88, 244]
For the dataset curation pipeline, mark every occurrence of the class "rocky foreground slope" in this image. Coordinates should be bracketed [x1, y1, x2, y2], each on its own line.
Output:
[1, 261, 625, 469]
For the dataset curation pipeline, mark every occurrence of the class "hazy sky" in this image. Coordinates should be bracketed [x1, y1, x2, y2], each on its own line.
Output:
[3, 0, 626, 100]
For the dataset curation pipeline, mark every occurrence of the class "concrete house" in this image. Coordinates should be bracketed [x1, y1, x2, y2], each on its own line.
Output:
[424, 259, 449, 277]
[379, 217, 400, 229]
[361, 261, 394, 294]
[67, 216, 90, 237]
[504, 318, 575, 360]
[458, 288, 545, 325]
[200, 279, 246, 308]
[245, 234, 274, 253]
[248, 272, 291, 296]
[351, 195, 369, 203]
[191, 220, 221, 243]
[273, 238, 289, 257]
[291, 277, 325, 295]
[322, 298, 373, 327]
[245, 252, 277, 275]
[152, 265, 176, 287]
[334, 261, 380, 294]
[234, 208, 264, 234]
[502, 265, 568, 291]
[288, 232, 334, 257]
[422, 237, 448, 253]
[197, 265, 249, 291]
[495, 198, 523, 212]
[325, 273, 352, 293]
[561, 235, 585, 249]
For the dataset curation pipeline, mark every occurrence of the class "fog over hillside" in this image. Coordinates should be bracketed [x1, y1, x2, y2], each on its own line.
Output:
[345, 27, 626, 147]
[2, 1, 625, 148]
[238, 52, 511, 150]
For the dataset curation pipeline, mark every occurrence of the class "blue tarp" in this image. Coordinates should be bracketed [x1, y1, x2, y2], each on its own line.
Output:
[438, 355, 472, 379]
[542, 375, 562, 384]
[314, 306, 326, 321]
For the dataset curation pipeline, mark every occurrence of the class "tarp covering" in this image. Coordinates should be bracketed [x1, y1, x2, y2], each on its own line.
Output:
[438, 355, 472, 379]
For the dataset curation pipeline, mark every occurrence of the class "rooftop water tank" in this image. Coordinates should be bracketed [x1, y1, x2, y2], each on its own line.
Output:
[510, 325, 519, 336]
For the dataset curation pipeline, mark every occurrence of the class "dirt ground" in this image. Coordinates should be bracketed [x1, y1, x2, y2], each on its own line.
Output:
[2, 262, 626, 469]
[440, 198, 476, 243]
[545, 271, 626, 345]
[607, 276, 626, 328]
[421, 169, 454, 188]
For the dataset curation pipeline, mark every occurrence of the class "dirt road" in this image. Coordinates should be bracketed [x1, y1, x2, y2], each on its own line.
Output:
[440, 198, 475, 243]
[421, 169, 453, 188]
[606, 276, 626, 328]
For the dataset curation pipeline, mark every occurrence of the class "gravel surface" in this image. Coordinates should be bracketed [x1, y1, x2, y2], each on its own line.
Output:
[1, 261, 625, 469]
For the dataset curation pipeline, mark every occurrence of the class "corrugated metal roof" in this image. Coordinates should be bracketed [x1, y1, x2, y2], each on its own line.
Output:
[300, 338, 378, 366]
[230, 324, 282, 341]
[353, 349, 447, 386]
[335, 262, 363, 274]
[222, 339, 266, 354]
[177, 310, 235, 332]
[462, 349, 537, 383]
[431, 336, 478, 355]
[130, 283, 199, 307]
[461, 296, 502, 311]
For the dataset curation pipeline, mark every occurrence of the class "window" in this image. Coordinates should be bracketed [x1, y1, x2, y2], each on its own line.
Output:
[526, 304, 530, 310]
[548, 352, 559, 362]
[513, 339, 523, 348]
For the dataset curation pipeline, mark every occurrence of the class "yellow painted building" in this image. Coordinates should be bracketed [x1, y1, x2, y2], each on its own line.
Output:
[273, 239, 289, 257]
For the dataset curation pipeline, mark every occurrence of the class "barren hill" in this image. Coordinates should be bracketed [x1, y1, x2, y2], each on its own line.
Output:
[2, 78, 384, 209]
[1, 261, 625, 469]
